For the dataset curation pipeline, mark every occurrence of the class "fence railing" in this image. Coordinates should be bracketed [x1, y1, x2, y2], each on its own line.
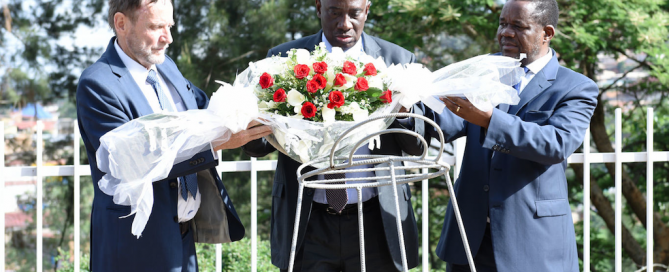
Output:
[1, 107, 667, 272]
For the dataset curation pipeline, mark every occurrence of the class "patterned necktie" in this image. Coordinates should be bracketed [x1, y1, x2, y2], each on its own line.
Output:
[146, 69, 197, 200]
[325, 173, 348, 213]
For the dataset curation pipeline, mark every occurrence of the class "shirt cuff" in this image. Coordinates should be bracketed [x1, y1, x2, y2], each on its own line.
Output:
[209, 142, 219, 160]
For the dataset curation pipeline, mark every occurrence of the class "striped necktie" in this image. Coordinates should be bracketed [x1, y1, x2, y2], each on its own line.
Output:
[146, 69, 197, 200]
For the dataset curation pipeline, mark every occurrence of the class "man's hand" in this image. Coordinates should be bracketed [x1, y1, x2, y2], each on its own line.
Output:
[213, 120, 272, 151]
[440, 96, 493, 128]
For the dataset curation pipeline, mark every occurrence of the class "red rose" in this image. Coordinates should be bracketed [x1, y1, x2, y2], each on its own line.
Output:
[327, 91, 345, 109]
[301, 102, 317, 118]
[306, 80, 319, 93]
[259, 72, 274, 89]
[363, 63, 377, 76]
[273, 88, 286, 102]
[334, 73, 347, 87]
[342, 61, 357, 75]
[355, 77, 369, 92]
[313, 62, 328, 74]
[312, 74, 327, 89]
[294, 64, 310, 79]
[380, 90, 392, 104]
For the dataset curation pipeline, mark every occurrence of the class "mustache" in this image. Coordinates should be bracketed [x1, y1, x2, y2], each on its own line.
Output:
[499, 38, 518, 46]
[152, 44, 170, 51]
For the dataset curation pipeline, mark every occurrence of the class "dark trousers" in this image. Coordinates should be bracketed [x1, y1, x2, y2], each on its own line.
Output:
[447, 223, 497, 272]
[282, 197, 398, 272]
[180, 221, 198, 272]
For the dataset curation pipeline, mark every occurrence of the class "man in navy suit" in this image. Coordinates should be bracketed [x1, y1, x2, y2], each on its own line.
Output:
[76, 0, 271, 271]
[243, 0, 427, 271]
[428, 0, 598, 271]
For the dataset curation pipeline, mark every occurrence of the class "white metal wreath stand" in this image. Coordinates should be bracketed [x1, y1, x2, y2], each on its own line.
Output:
[287, 113, 476, 272]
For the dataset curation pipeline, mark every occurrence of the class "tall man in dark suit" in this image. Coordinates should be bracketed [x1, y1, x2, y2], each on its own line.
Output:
[76, 1, 271, 271]
[243, 0, 426, 271]
[426, 0, 598, 271]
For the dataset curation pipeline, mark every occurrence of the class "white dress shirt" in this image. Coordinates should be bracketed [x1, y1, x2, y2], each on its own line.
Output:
[313, 34, 379, 205]
[517, 50, 554, 94]
[114, 40, 201, 222]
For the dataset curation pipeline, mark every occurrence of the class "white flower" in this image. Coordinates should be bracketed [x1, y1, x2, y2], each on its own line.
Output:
[322, 106, 336, 125]
[259, 100, 277, 111]
[258, 101, 270, 110]
[368, 75, 385, 90]
[340, 102, 360, 115]
[329, 47, 346, 65]
[352, 108, 369, 122]
[293, 103, 303, 114]
[295, 49, 312, 65]
[287, 89, 305, 106]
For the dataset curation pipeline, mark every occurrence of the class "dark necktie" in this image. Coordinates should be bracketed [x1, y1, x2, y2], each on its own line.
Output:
[325, 173, 348, 213]
[146, 69, 197, 200]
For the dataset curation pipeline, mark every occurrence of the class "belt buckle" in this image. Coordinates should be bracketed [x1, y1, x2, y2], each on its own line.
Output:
[326, 206, 341, 215]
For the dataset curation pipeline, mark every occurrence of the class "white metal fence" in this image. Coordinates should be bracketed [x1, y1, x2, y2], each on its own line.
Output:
[1, 107, 667, 271]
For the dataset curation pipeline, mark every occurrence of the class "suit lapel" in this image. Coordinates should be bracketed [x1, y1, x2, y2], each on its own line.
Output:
[156, 62, 198, 110]
[106, 37, 154, 117]
[304, 30, 324, 52]
[362, 32, 381, 59]
[507, 50, 559, 115]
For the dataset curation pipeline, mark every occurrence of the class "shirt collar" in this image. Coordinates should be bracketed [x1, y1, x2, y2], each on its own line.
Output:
[321, 33, 364, 59]
[525, 49, 553, 75]
[114, 38, 157, 80]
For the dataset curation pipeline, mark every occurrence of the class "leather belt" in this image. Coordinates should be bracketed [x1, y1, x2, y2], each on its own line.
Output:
[312, 196, 379, 215]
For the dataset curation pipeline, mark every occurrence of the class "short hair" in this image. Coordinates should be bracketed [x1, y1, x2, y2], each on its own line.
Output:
[107, 0, 171, 34]
[518, 0, 559, 28]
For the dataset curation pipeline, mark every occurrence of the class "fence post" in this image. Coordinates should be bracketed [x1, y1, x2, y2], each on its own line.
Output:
[583, 127, 591, 272]
[36, 121, 44, 272]
[1, 121, 5, 272]
[647, 108, 654, 271]
[216, 149, 223, 272]
[614, 109, 622, 272]
[422, 167, 429, 272]
[251, 157, 258, 272]
[74, 121, 81, 272]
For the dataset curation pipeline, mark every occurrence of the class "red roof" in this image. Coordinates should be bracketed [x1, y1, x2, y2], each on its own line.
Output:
[5, 211, 33, 228]
[15, 121, 55, 130]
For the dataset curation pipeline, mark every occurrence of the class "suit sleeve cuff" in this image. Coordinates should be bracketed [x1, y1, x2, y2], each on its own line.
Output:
[481, 108, 514, 152]
[395, 106, 415, 128]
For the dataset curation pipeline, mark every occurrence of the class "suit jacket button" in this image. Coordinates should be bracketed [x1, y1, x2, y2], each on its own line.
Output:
[306, 189, 314, 196]
[170, 182, 178, 189]
[483, 185, 490, 192]
[173, 216, 179, 223]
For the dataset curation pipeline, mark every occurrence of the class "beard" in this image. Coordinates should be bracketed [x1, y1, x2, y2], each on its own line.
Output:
[127, 35, 168, 66]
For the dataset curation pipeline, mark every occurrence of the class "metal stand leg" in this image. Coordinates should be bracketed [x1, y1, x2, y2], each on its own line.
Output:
[390, 162, 410, 272]
[288, 184, 305, 272]
[443, 173, 477, 272]
[357, 187, 366, 272]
